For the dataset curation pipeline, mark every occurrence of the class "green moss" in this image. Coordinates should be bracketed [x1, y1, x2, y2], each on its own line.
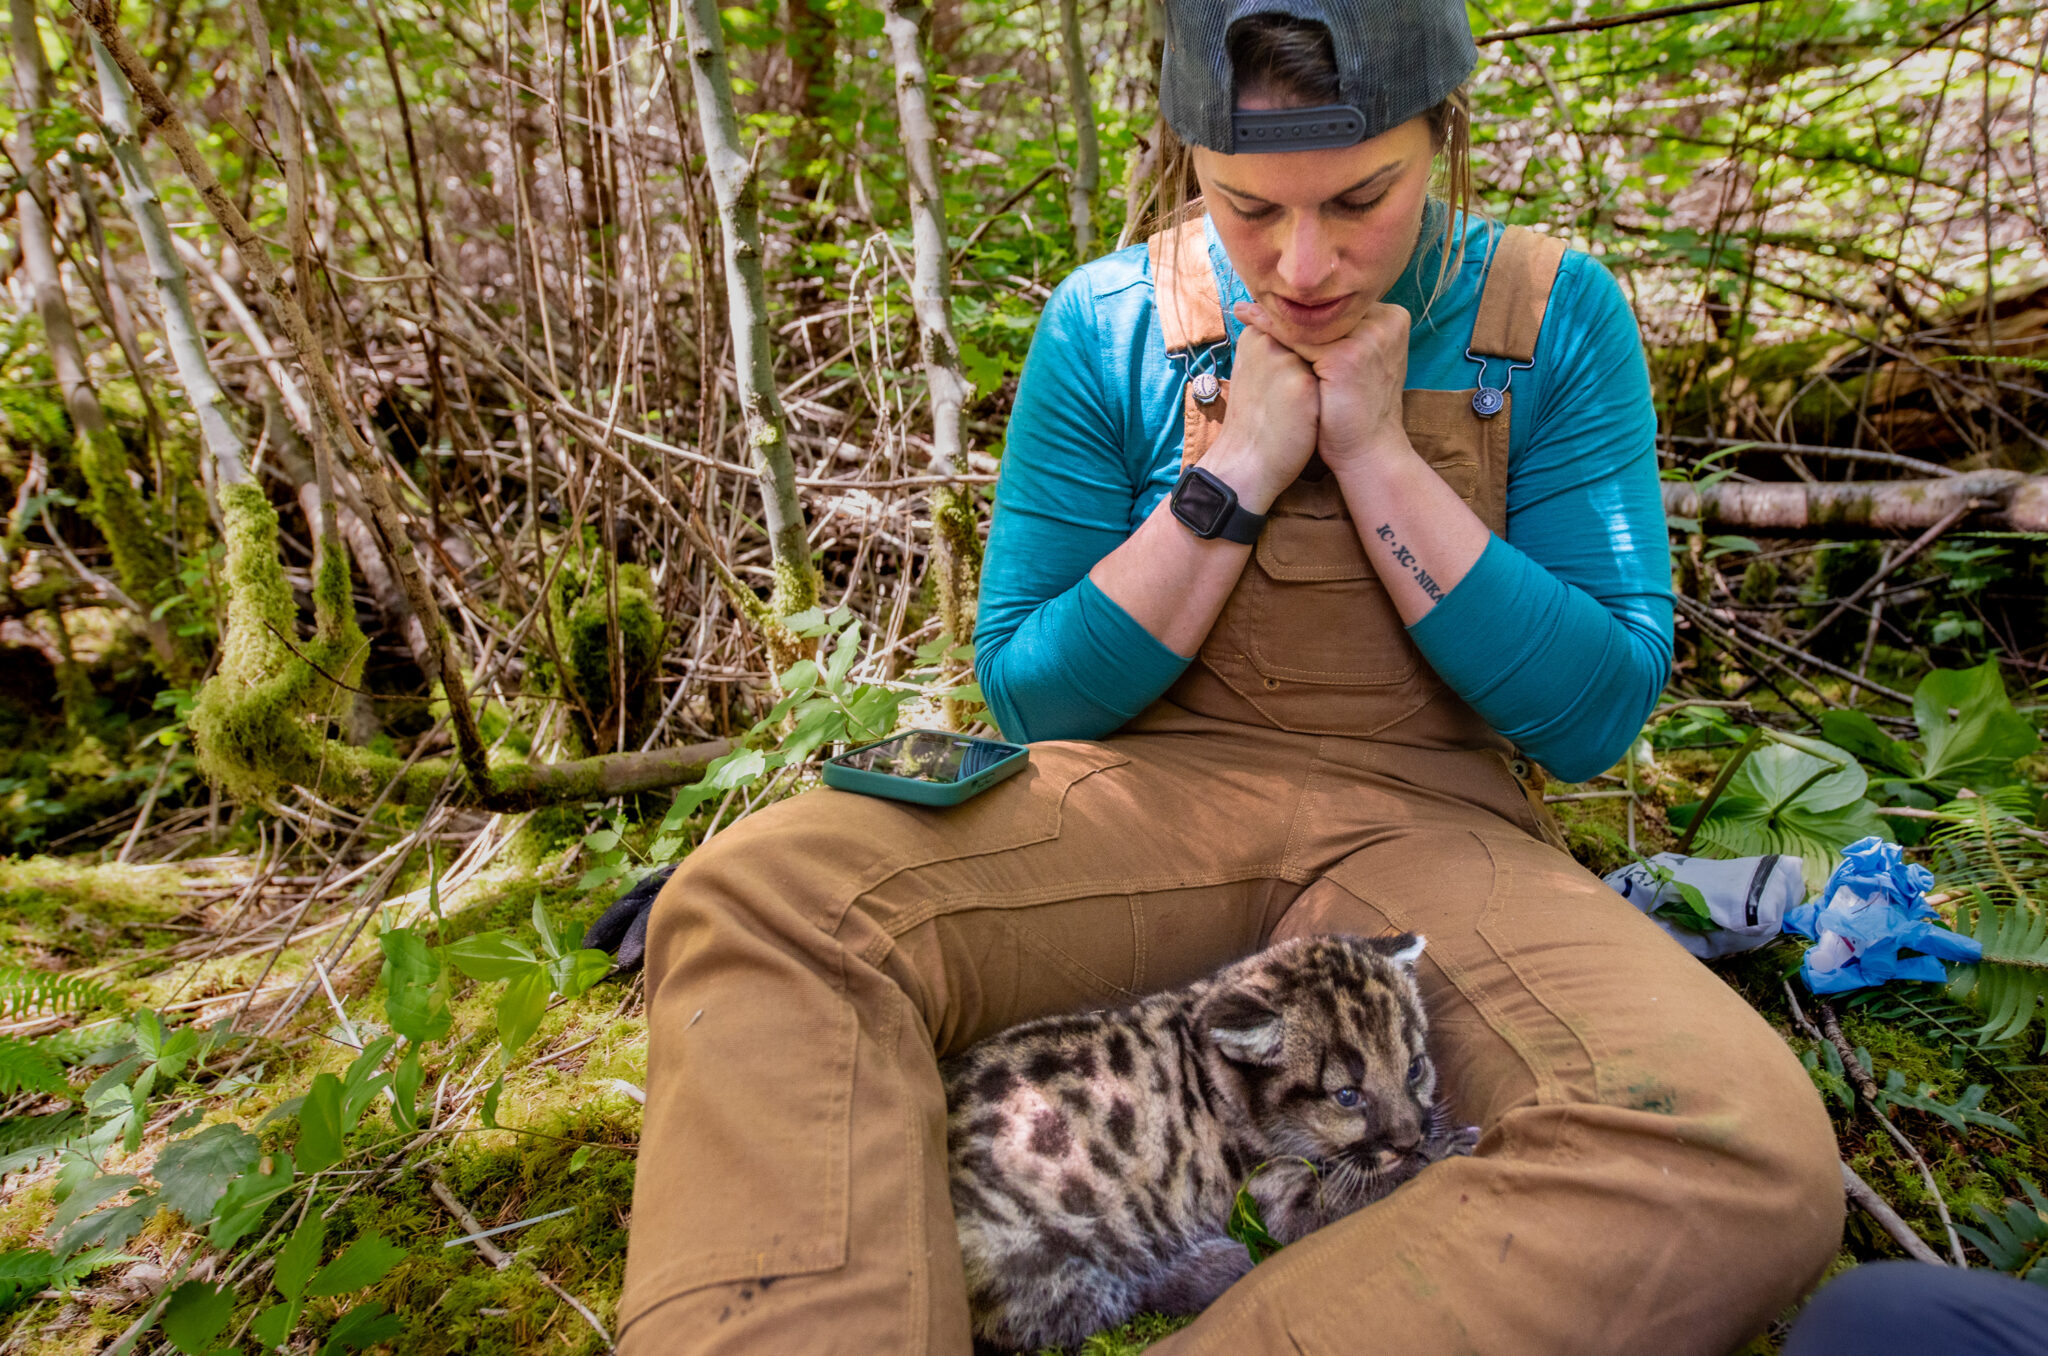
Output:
[547, 556, 668, 753]
[0, 856, 185, 969]
[189, 485, 459, 807]
[73, 424, 179, 661]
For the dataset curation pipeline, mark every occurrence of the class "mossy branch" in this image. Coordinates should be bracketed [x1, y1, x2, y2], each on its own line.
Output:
[192, 486, 727, 809]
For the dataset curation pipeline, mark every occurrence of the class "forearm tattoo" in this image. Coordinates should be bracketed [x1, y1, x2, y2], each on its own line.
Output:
[1375, 523, 1445, 602]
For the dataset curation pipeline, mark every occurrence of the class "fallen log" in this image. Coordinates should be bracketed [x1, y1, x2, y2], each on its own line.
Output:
[1665, 470, 2048, 536]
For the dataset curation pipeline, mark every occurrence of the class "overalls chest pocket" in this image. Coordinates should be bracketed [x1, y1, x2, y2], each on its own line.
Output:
[1225, 415, 1486, 692]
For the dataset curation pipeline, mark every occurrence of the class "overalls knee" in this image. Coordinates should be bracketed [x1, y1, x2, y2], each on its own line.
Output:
[617, 218, 1844, 1356]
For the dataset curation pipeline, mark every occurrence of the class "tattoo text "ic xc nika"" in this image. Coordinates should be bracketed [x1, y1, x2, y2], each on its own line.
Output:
[1375, 523, 1445, 602]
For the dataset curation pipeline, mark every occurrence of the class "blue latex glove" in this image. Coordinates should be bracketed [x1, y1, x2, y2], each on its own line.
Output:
[1783, 837, 1982, 994]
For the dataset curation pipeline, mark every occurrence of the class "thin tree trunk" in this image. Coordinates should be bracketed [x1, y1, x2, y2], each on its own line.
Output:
[9, 0, 178, 670]
[881, 0, 983, 680]
[89, 31, 247, 488]
[662, 0, 818, 633]
[1665, 471, 2048, 536]
[1057, 0, 1100, 259]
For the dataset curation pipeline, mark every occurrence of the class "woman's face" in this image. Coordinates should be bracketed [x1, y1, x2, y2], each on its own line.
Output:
[1191, 108, 1435, 347]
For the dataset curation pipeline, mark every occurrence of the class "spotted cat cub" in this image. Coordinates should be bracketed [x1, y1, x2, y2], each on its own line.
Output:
[941, 933, 1475, 1353]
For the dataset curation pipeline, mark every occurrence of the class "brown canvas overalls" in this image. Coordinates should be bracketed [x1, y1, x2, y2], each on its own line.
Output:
[618, 219, 1843, 1355]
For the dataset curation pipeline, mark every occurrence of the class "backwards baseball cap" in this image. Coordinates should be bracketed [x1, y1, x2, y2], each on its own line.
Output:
[1160, 0, 1476, 154]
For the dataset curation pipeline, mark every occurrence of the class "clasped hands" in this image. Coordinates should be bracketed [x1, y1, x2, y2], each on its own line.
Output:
[1199, 299, 1412, 516]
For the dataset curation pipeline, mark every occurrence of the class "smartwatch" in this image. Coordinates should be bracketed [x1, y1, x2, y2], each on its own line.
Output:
[1170, 466, 1266, 545]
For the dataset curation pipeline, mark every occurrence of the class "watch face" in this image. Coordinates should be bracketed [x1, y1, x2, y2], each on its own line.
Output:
[1172, 470, 1230, 535]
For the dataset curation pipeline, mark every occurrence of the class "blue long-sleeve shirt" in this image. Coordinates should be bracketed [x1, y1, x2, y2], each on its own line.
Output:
[974, 210, 1673, 784]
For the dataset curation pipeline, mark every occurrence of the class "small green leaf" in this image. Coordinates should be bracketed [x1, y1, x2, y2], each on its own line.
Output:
[582, 829, 621, 854]
[442, 932, 540, 983]
[295, 1074, 346, 1175]
[548, 949, 613, 1001]
[1226, 1173, 1286, 1265]
[209, 1151, 294, 1249]
[389, 1051, 423, 1134]
[274, 1215, 326, 1302]
[250, 1299, 295, 1351]
[567, 1145, 593, 1175]
[320, 1300, 405, 1355]
[495, 970, 552, 1058]
[154, 1123, 261, 1226]
[161, 1281, 236, 1356]
[480, 1075, 504, 1130]
[379, 930, 451, 1045]
[307, 1233, 406, 1298]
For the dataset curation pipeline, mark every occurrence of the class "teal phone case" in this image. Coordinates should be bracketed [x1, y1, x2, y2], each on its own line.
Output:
[821, 730, 1029, 806]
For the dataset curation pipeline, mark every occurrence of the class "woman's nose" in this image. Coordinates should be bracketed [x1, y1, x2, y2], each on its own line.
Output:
[1275, 213, 1333, 293]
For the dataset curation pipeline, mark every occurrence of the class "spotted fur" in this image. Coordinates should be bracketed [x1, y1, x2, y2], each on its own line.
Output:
[940, 933, 1474, 1353]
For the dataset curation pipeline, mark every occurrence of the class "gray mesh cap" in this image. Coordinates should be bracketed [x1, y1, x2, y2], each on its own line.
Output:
[1160, 0, 1476, 153]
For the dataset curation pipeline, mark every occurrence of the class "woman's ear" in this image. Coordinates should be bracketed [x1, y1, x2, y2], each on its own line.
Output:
[1200, 988, 1286, 1066]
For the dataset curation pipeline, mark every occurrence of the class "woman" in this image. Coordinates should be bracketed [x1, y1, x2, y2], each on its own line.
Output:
[612, 1, 1843, 1351]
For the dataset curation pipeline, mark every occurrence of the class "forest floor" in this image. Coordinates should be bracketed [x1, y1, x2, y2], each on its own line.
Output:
[3, 690, 2043, 1356]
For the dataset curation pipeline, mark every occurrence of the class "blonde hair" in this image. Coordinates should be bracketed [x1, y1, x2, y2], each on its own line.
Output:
[1134, 13, 1473, 316]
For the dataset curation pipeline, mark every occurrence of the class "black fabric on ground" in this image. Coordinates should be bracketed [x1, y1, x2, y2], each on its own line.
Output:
[1783, 1260, 2048, 1356]
[582, 863, 675, 976]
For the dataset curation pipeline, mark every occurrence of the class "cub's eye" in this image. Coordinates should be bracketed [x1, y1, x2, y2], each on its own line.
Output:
[1332, 1088, 1362, 1109]
[1407, 1057, 1426, 1084]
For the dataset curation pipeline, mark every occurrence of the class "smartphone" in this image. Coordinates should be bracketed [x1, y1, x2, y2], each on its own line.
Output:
[821, 730, 1029, 806]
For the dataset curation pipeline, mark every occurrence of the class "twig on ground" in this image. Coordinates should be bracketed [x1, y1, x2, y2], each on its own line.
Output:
[1840, 1161, 1950, 1266]
[428, 1173, 617, 1351]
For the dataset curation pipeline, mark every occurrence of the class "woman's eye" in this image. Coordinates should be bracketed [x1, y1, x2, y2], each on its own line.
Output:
[1333, 1088, 1362, 1108]
[1407, 1057, 1425, 1084]
[1334, 194, 1386, 216]
[1229, 199, 1279, 223]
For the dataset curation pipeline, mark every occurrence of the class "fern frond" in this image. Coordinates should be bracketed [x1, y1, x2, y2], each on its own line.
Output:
[1948, 895, 2048, 1051]
[1956, 1178, 2048, 1281]
[1925, 790, 2047, 911]
[0, 966, 123, 1022]
[0, 1036, 69, 1100]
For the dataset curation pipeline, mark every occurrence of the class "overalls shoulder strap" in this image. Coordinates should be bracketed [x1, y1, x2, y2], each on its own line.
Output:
[1146, 213, 1228, 354]
[1147, 212, 1234, 468]
[1470, 224, 1569, 362]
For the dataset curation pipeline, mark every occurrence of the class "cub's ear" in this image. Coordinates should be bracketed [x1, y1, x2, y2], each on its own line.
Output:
[1200, 989, 1285, 1067]
[1371, 933, 1426, 970]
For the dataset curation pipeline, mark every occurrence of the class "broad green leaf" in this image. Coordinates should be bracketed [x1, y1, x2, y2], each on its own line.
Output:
[442, 932, 540, 983]
[1818, 709, 1921, 779]
[295, 1074, 346, 1175]
[153, 1123, 260, 1226]
[379, 930, 451, 1044]
[1728, 736, 1866, 813]
[306, 1233, 406, 1298]
[161, 1281, 236, 1356]
[1686, 795, 1892, 893]
[581, 829, 621, 854]
[480, 1075, 504, 1129]
[496, 970, 552, 1058]
[209, 1151, 295, 1249]
[568, 1145, 593, 1174]
[1914, 662, 2039, 792]
[274, 1215, 326, 1301]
